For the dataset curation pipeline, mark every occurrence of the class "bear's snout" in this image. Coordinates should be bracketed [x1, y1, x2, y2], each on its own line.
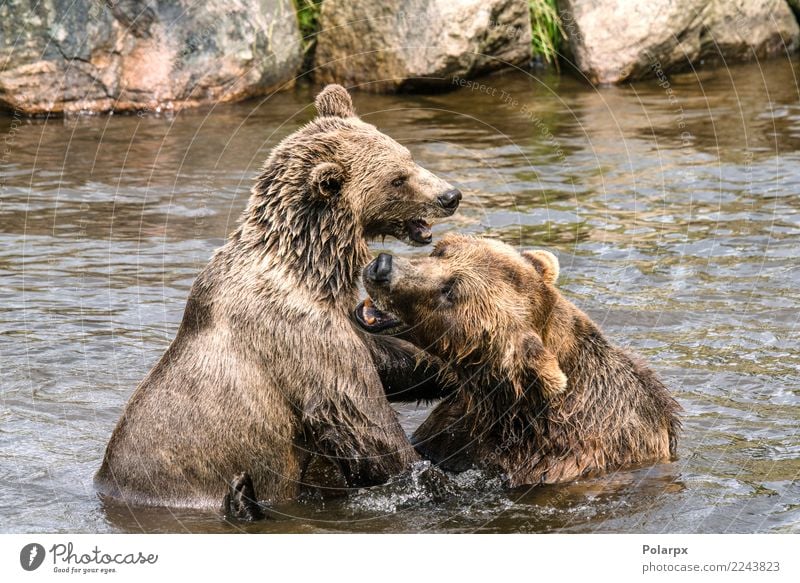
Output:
[437, 189, 462, 212]
[365, 253, 393, 284]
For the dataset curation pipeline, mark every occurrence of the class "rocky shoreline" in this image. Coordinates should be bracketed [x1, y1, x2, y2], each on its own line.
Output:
[1, 0, 798, 115]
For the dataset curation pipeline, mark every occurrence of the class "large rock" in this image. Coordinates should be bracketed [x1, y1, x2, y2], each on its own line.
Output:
[315, 0, 532, 92]
[0, 0, 303, 115]
[559, 0, 800, 85]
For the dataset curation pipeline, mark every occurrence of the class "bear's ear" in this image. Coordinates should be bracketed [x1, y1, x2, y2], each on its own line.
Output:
[310, 162, 346, 199]
[315, 84, 356, 118]
[521, 250, 559, 284]
[510, 331, 567, 400]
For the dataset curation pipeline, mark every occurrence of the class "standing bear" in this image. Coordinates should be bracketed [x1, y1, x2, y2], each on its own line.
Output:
[95, 85, 461, 516]
[356, 234, 681, 486]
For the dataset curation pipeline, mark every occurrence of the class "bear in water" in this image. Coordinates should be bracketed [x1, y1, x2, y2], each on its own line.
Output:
[355, 234, 681, 487]
[95, 85, 461, 517]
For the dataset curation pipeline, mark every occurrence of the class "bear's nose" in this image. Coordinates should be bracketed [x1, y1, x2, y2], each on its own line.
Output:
[366, 253, 393, 283]
[437, 189, 462, 211]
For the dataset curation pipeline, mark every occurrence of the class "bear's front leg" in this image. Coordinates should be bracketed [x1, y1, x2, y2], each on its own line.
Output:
[303, 392, 419, 488]
[411, 394, 478, 473]
[516, 332, 568, 399]
[362, 333, 459, 403]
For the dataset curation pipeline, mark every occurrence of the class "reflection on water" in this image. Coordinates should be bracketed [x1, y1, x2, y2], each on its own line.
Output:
[1, 56, 799, 533]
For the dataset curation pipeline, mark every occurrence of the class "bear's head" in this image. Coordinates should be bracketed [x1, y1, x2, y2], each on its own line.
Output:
[247, 84, 460, 249]
[355, 234, 568, 399]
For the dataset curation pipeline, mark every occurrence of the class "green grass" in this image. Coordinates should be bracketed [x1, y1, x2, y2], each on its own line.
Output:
[529, 0, 565, 69]
[293, 0, 322, 52]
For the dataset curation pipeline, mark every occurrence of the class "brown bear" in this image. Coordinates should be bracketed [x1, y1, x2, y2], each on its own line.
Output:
[94, 85, 461, 517]
[355, 234, 681, 487]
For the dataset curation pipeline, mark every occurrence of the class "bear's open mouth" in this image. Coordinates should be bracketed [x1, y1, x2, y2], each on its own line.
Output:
[354, 297, 402, 333]
[405, 219, 432, 245]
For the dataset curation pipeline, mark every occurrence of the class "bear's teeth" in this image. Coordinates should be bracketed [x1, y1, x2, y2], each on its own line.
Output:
[365, 315, 376, 325]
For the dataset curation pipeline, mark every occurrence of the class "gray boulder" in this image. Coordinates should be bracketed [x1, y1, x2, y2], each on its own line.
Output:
[314, 0, 532, 92]
[559, 0, 800, 85]
[0, 0, 302, 115]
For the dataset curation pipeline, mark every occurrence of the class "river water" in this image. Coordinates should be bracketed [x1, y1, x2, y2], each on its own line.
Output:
[2, 57, 799, 533]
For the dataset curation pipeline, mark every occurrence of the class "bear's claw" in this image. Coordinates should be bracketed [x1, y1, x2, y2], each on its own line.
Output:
[223, 472, 267, 521]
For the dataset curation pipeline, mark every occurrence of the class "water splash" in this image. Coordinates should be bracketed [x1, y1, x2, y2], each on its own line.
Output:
[348, 462, 512, 515]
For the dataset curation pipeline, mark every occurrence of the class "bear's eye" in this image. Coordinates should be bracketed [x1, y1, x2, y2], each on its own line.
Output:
[440, 282, 456, 303]
[391, 176, 407, 188]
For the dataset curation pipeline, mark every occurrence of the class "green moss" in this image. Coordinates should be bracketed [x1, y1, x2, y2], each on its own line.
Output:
[529, 0, 565, 69]
[293, 0, 322, 52]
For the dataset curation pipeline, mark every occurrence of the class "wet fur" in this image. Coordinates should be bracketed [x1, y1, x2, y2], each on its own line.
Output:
[367, 235, 681, 487]
[95, 85, 457, 508]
